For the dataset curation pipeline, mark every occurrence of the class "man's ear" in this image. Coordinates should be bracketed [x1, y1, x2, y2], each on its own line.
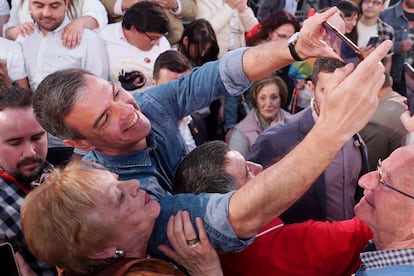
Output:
[87, 247, 116, 260]
[307, 80, 316, 98]
[63, 139, 95, 151]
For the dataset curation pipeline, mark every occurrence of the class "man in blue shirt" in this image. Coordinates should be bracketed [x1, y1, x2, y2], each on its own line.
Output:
[32, 8, 392, 258]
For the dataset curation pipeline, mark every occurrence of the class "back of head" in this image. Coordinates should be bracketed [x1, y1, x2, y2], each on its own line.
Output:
[246, 11, 301, 46]
[21, 162, 114, 274]
[153, 50, 192, 81]
[174, 141, 237, 194]
[122, 1, 169, 34]
[33, 68, 93, 140]
[177, 19, 219, 66]
[0, 86, 33, 111]
[311, 57, 345, 86]
[249, 75, 289, 108]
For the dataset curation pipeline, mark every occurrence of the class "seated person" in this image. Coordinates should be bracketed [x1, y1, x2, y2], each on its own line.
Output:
[248, 57, 369, 224]
[0, 36, 29, 89]
[21, 161, 222, 275]
[4, 0, 108, 48]
[174, 141, 372, 276]
[100, 0, 197, 44]
[228, 75, 291, 157]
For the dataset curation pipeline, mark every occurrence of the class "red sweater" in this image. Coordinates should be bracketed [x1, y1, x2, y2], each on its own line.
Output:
[220, 217, 372, 276]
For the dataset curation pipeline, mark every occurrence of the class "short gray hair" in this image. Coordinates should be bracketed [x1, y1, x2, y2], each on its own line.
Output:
[33, 68, 94, 140]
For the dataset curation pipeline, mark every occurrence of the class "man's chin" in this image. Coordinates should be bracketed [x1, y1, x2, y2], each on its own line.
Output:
[14, 168, 43, 184]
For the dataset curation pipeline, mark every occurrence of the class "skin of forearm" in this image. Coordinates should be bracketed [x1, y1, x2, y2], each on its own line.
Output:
[5, 26, 19, 40]
[242, 39, 295, 81]
[229, 123, 347, 239]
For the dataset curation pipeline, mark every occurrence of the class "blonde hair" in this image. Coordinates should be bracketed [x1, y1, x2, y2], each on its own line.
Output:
[21, 162, 116, 274]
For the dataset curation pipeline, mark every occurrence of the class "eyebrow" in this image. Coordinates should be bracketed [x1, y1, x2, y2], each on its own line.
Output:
[92, 83, 115, 129]
[5, 130, 46, 143]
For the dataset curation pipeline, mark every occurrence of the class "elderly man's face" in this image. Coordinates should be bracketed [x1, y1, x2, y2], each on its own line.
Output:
[0, 107, 47, 183]
[354, 146, 414, 237]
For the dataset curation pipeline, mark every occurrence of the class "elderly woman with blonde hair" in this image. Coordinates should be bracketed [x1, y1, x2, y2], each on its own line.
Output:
[21, 162, 222, 275]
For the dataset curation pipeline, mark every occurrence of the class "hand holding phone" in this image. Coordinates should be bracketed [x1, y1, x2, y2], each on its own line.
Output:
[322, 21, 363, 66]
[367, 36, 379, 47]
[0, 242, 21, 276]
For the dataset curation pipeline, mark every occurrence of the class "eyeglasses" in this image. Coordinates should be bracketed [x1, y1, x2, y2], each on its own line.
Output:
[377, 159, 414, 200]
[142, 32, 165, 44]
[363, 0, 383, 6]
[273, 31, 290, 40]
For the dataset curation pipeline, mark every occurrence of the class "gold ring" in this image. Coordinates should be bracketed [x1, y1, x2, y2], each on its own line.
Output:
[186, 238, 200, 248]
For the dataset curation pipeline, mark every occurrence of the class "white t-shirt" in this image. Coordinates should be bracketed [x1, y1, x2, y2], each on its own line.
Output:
[0, 37, 26, 81]
[0, 0, 10, 16]
[99, 22, 171, 93]
[357, 21, 378, 48]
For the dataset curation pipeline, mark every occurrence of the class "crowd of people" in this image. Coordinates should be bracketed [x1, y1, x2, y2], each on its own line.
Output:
[1, 0, 414, 275]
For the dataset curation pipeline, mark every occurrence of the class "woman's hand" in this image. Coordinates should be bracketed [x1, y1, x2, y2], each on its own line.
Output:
[61, 18, 84, 49]
[158, 210, 223, 276]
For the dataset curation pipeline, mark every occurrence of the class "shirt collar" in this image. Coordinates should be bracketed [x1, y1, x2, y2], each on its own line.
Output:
[360, 243, 414, 271]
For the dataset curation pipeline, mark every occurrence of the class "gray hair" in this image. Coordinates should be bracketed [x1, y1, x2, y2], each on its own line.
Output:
[33, 68, 94, 140]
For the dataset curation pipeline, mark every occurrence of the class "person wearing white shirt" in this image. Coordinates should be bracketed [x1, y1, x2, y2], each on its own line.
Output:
[99, 1, 170, 93]
[16, 0, 109, 166]
[4, 0, 108, 48]
[0, 0, 10, 36]
[0, 37, 29, 89]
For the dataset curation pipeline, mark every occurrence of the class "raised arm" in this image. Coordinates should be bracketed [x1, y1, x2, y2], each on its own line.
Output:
[229, 38, 392, 238]
[241, 8, 345, 81]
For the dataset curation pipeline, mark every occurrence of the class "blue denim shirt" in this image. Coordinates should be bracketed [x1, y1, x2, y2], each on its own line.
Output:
[83, 48, 253, 253]
[380, 2, 411, 81]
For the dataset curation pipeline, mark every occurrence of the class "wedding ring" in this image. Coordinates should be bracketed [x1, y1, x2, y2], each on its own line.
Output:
[186, 238, 200, 248]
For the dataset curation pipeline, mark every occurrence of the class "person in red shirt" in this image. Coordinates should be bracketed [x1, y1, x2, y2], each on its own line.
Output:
[174, 140, 372, 276]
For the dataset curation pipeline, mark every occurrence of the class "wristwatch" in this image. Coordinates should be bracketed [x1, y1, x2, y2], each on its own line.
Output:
[288, 32, 303, 61]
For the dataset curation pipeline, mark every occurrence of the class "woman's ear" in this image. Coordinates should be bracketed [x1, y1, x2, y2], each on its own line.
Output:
[182, 36, 189, 46]
[87, 247, 117, 260]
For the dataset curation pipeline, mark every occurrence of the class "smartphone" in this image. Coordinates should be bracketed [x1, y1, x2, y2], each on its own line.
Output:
[367, 36, 379, 47]
[0, 242, 21, 276]
[322, 21, 363, 66]
[404, 63, 414, 112]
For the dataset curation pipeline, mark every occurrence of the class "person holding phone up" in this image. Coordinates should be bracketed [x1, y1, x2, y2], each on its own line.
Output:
[357, 0, 394, 73]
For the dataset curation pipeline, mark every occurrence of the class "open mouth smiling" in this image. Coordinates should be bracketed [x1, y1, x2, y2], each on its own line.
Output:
[124, 112, 139, 132]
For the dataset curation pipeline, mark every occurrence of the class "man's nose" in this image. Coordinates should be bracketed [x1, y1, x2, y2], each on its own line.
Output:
[23, 142, 37, 158]
[358, 171, 378, 191]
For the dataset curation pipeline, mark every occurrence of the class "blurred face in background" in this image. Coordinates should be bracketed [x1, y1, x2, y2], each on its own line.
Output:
[343, 12, 359, 34]
[268, 23, 296, 41]
[256, 82, 282, 124]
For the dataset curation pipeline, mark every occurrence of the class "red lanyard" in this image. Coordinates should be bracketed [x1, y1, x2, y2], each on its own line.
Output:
[0, 171, 30, 195]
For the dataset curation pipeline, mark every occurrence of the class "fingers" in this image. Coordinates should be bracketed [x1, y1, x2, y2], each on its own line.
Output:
[19, 23, 35, 37]
[62, 32, 82, 49]
[401, 110, 414, 132]
[195, 217, 210, 246]
[182, 210, 198, 241]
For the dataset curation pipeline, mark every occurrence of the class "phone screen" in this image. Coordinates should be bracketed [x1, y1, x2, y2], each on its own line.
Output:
[0, 242, 21, 276]
[367, 36, 379, 47]
[322, 21, 363, 66]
